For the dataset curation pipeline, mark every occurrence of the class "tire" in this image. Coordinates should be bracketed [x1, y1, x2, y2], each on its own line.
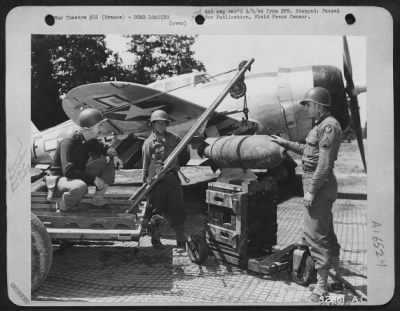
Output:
[186, 234, 209, 265]
[291, 252, 316, 286]
[31, 213, 53, 293]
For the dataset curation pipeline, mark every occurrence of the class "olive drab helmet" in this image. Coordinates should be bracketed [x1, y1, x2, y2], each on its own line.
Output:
[299, 87, 331, 107]
[78, 108, 105, 128]
[150, 110, 170, 123]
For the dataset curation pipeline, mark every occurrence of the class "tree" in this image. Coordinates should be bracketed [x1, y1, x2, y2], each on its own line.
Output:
[31, 35, 133, 130]
[127, 35, 206, 84]
[31, 34, 206, 130]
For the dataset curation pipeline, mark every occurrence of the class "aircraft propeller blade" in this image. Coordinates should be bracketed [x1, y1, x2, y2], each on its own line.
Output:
[343, 36, 367, 172]
[349, 95, 367, 172]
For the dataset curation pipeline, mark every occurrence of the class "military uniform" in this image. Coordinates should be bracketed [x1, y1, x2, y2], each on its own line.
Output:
[52, 131, 117, 209]
[142, 131, 186, 242]
[283, 113, 342, 270]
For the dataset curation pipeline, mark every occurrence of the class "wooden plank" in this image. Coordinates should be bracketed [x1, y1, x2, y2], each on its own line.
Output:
[31, 195, 147, 214]
[36, 213, 140, 229]
[31, 203, 57, 211]
[31, 197, 135, 205]
[31, 191, 133, 200]
[47, 227, 142, 241]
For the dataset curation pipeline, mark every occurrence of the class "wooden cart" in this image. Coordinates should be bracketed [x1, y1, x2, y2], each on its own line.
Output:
[31, 190, 146, 293]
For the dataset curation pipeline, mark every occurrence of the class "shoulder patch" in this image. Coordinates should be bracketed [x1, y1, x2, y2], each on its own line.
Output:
[320, 125, 334, 149]
[321, 141, 331, 149]
[325, 125, 332, 133]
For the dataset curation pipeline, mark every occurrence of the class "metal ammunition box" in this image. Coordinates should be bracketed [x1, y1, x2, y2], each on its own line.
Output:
[205, 178, 278, 268]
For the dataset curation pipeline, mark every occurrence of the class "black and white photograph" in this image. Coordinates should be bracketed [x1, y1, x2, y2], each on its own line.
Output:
[5, 6, 394, 307]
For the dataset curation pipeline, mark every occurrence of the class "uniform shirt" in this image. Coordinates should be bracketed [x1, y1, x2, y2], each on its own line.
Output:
[142, 130, 183, 183]
[52, 131, 117, 184]
[283, 113, 342, 194]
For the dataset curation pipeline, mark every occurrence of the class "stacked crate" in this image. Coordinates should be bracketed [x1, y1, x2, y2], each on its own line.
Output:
[205, 178, 278, 268]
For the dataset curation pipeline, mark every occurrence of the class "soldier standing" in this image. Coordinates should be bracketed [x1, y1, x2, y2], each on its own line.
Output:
[142, 110, 188, 249]
[271, 87, 342, 302]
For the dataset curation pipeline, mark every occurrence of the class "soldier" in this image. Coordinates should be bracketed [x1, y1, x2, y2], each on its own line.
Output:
[51, 108, 124, 211]
[271, 87, 342, 302]
[142, 110, 188, 249]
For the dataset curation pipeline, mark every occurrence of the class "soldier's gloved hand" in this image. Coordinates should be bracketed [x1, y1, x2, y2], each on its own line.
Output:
[304, 192, 315, 209]
[94, 176, 105, 190]
[113, 156, 124, 170]
[270, 135, 287, 147]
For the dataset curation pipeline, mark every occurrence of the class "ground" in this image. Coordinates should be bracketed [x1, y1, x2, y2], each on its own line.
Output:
[31, 139, 367, 305]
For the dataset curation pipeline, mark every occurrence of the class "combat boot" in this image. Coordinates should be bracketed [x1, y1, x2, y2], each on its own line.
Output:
[306, 268, 329, 303]
[173, 224, 186, 251]
[329, 255, 344, 291]
[331, 255, 341, 274]
[91, 185, 109, 206]
[150, 214, 165, 248]
[151, 237, 164, 248]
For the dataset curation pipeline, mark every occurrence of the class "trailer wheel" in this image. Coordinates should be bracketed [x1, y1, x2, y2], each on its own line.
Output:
[186, 234, 208, 264]
[291, 252, 316, 286]
[31, 213, 53, 293]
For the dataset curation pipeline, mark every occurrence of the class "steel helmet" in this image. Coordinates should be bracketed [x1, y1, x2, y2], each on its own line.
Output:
[78, 108, 105, 128]
[299, 87, 331, 107]
[150, 110, 170, 123]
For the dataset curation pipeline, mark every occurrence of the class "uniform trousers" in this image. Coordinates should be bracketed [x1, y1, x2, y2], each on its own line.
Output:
[56, 157, 115, 208]
[302, 171, 341, 270]
[149, 171, 185, 236]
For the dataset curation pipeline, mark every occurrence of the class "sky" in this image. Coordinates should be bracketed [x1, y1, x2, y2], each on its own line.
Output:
[105, 35, 366, 125]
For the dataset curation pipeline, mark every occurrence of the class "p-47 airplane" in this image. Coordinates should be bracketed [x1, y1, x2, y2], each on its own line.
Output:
[31, 37, 367, 177]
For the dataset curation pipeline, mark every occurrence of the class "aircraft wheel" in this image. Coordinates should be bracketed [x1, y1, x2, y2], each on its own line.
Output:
[186, 234, 208, 264]
[31, 213, 53, 293]
[291, 252, 316, 286]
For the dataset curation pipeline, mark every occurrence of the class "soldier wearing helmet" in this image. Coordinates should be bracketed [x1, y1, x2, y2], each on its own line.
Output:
[271, 87, 343, 302]
[51, 108, 124, 211]
[142, 110, 189, 249]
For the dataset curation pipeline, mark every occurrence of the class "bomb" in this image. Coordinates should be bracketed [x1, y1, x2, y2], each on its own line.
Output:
[202, 135, 287, 169]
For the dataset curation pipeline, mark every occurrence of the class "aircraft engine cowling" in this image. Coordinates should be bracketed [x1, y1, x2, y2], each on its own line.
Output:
[202, 135, 287, 169]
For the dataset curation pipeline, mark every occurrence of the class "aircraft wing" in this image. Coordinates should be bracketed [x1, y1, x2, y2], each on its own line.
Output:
[62, 81, 208, 138]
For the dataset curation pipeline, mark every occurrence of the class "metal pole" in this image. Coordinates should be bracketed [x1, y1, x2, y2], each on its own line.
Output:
[125, 58, 254, 213]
